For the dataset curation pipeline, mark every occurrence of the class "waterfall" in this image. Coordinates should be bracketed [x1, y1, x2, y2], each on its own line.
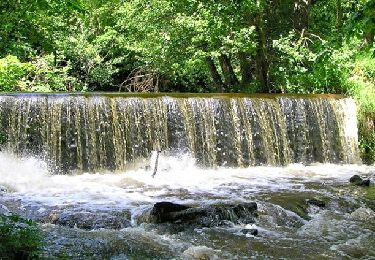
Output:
[0, 93, 360, 172]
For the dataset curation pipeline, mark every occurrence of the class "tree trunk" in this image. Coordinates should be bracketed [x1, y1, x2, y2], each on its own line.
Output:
[294, 0, 311, 31]
[336, 0, 342, 29]
[255, 13, 269, 93]
[237, 51, 253, 85]
[219, 54, 239, 87]
[205, 56, 225, 92]
[255, 52, 268, 93]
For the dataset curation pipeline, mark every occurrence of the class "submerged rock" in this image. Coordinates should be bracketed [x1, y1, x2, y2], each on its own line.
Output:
[257, 202, 306, 229]
[41, 225, 179, 259]
[349, 175, 370, 186]
[264, 193, 330, 220]
[47, 211, 131, 230]
[139, 201, 257, 229]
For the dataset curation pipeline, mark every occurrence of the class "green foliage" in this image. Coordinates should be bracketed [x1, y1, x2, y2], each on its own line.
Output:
[349, 0, 375, 43]
[343, 48, 375, 163]
[0, 0, 373, 93]
[0, 55, 83, 92]
[28, 55, 82, 92]
[111, 0, 259, 90]
[0, 56, 34, 92]
[0, 0, 84, 59]
[272, 31, 359, 94]
[359, 127, 375, 164]
[0, 215, 42, 260]
[55, 36, 115, 91]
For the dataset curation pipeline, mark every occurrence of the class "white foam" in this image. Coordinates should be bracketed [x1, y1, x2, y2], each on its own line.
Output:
[0, 152, 374, 211]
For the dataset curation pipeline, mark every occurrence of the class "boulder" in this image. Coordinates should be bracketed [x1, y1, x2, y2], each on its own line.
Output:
[349, 175, 370, 186]
[350, 207, 375, 222]
[150, 202, 190, 223]
[141, 201, 257, 229]
[349, 175, 362, 184]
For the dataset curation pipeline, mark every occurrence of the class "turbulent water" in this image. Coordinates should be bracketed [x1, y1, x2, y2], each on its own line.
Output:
[0, 93, 360, 172]
[0, 93, 373, 259]
[0, 152, 374, 259]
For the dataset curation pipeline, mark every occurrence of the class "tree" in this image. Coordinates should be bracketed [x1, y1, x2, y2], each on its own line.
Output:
[0, 0, 84, 59]
[112, 0, 259, 91]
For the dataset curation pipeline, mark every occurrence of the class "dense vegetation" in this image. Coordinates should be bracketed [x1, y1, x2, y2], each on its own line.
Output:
[0, 0, 374, 160]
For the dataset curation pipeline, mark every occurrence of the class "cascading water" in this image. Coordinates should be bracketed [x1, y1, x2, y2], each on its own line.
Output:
[0, 93, 374, 259]
[0, 93, 361, 172]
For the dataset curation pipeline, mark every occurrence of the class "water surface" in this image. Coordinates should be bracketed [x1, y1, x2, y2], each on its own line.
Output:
[1, 152, 374, 259]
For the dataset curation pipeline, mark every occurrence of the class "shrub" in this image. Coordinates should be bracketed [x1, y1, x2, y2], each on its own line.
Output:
[0, 55, 34, 92]
[0, 54, 84, 92]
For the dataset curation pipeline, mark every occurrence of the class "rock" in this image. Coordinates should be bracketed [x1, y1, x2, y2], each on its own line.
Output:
[306, 198, 326, 208]
[350, 175, 363, 184]
[150, 202, 190, 223]
[350, 207, 375, 222]
[48, 211, 131, 230]
[182, 246, 218, 260]
[141, 201, 257, 229]
[0, 204, 11, 216]
[265, 193, 314, 220]
[257, 202, 306, 229]
[241, 228, 258, 236]
[350, 175, 370, 186]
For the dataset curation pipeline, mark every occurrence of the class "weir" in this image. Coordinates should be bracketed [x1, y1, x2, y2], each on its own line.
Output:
[0, 93, 360, 172]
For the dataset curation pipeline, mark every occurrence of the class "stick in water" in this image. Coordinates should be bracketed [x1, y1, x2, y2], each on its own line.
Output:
[151, 150, 161, 178]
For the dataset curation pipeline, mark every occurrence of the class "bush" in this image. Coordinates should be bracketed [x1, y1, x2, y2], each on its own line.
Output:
[0, 54, 84, 92]
[0, 55, 34, 92]
[26, 55, 82, 92]
[0, 215, 42, 260]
